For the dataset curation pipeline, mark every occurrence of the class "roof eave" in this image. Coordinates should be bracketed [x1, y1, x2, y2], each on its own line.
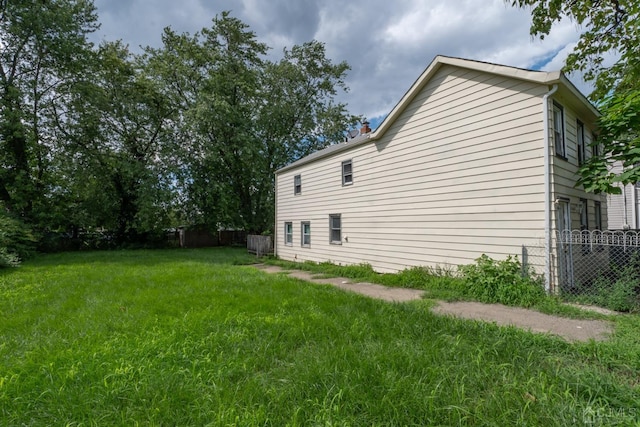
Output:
[275, 134, 371, 174]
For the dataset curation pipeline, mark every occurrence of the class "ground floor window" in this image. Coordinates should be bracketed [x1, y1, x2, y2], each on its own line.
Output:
[329, 214, 341, 244]
[301, 221, 311, 247]
[580, 198, 588, 230]
[594, 201, 602, 230]
[284, 222, 293, 245]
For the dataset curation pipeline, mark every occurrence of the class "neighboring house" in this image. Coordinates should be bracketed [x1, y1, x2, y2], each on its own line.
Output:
[274, 55, 606, 290]
[606, 161, 640, 230]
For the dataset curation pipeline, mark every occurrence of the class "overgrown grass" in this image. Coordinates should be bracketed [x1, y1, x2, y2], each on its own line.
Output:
[265, 259, 466, 298]
[1, 248, 639, 425]
[265, 257, 603, 318]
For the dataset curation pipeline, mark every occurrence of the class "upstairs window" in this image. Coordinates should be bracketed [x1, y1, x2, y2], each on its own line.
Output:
[329, 214, 341, 244]
[553, 102, 566, 158]
[294, 174, 301, 195]
[301, 221, 310, 247]
[577, 120, 586, 165]
[284, 222, 293, 245]
[342, 160, 353, 186]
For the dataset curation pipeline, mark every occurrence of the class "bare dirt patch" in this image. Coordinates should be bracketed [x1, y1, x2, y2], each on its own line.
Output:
[252, 264, 614, 342]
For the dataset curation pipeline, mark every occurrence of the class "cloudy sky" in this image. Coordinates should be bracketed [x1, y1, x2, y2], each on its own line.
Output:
[91, 0, 587, 128]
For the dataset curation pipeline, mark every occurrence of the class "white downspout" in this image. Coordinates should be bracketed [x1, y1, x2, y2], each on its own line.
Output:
[623, 183, 629, 229]
[273, 174, 278, 257]
[633, 184, 639, 229]
[543, 84, 558, 293]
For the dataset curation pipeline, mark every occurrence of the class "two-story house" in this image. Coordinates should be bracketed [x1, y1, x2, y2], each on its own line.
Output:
[274, 55, 606, 291]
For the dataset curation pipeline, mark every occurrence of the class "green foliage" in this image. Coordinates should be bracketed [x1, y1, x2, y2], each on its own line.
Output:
[578, 84, 640, 193]
[608, 273, 640, 313]
[571, 262, 640, 313]
[459, 254, 546, 307]
[56, 41, 177, 243]
[3, 7, 359, 246]
[145, 13, 359, 233]
[0, 209, 37, 267]
[0, 0, 99, 223]
[511, 0, 640, 193]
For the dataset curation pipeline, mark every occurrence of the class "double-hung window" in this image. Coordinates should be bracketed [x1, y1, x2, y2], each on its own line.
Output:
[594, 201, 602, 230]
[284, 222, 293, 245]
[553, 102, 566, 158]
[593, 138, 601, 157]
[580, 198, 589, 230]
[329, 214, 341, 244]
[580, 198, 590, 253]
[594, 201, 604, 251]
[577, 120, 586, 165]
[294, 175, 301, 195]
[342, 160, 353, 186]
[301, 221, 310, 247]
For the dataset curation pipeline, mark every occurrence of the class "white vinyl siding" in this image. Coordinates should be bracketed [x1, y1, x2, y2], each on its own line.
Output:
[606, 161, 638, 229]
[276, 65, 552, 272]
[276, 63, 602, 274]
[549, 97, 606, 234]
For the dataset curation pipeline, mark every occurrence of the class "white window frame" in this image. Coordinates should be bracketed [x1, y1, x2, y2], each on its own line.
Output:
[294, 174, 301, 195]
[329, 214, 341, 244]
[342, 160, 353, 186]
[301, 221, 310, 247]
[553, 102, 566, 159]
[284, 222, 293, 245]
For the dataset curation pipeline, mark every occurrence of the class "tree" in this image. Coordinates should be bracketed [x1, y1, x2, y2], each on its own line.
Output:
[0, 0, 98, 222]
[510, 0, 640, 193]
[54, 41, 176, 243]
[147, 12, 359, 233]
[254, 41, 360, 231]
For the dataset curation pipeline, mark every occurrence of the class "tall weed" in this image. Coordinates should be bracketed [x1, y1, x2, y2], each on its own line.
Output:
[459, 255, 545, 307]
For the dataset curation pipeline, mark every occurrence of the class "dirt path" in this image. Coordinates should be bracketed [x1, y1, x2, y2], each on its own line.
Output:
[253, 264, 613, 342]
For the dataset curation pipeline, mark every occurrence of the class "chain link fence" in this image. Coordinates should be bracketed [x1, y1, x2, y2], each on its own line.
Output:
[523, 231, 640, 312]
[555, 230, 640, 312]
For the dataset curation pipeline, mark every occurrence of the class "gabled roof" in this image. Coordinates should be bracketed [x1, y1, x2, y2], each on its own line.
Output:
[276, 55, 600, 174]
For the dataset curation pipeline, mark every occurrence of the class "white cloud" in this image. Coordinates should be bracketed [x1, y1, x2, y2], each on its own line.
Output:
[91, 0, 590, 120]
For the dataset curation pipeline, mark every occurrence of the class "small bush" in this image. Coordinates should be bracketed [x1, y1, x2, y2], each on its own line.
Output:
[0, 211, 37, 268]
[0, 247, 20, 268]
[459, 254, 545, 307]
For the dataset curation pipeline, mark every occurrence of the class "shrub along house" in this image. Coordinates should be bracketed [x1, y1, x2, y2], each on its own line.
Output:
[274, 55, 606, 291]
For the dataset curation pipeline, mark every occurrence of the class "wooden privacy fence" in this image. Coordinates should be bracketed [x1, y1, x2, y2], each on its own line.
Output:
[247, 235, 273, 256]
[168, 229, 247, 248]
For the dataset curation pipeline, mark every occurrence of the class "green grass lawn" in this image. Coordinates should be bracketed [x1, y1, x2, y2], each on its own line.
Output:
[1, 248, 639, 425]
